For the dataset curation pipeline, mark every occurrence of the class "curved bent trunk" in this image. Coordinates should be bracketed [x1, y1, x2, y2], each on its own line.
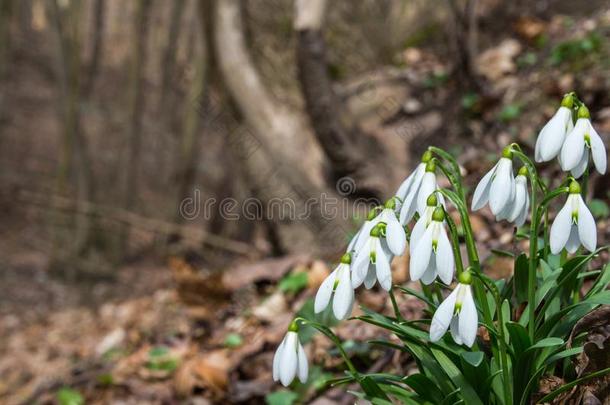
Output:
[294, 0, 391, 198]
[214, 0, 350, 255]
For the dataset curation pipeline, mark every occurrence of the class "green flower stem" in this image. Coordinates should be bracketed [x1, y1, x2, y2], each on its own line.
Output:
[429, 146, 465, 197]
[526, 186, 569, 341]
[444, 211, 465, 276]
[474, 273, 512, 405]
[389, 287, 404, 322]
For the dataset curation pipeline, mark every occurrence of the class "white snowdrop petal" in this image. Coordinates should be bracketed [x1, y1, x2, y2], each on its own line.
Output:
[364, 264, 377, 289]
[297, 342, 309, 384]
[515, 191, 529, 227]
[386, 213, 407, 256]
[420, 255, 437, 285]
[410, 214, 428, 255]
[346, 228, 361, 252]
[375, 242, 392, 291]
[577, 195, 597, 252]
[351, 243, 370, 288]
[458, 286, 478, 347]
[489, 158, 514, 215]
[333, 267, 354, 320]
[410, 226, 434, 281]
[272, 336, 287, 381]
[450, 316, 462, 345]
[353, 220, 377, 254]
[279, 332, 298, 386]
[561, 120, 587, 171]
[396, 163, 425, 201]
[314, 268, 338, 314]
[430, 288, 459, 342]
[472, 163, 496, 211]
[399, 193, 419, 225]
[417, 172, 437, 216]
[589, 126, 607, 175]
[565, 225, 580, 254]
[570, 151, 588, 179]
[508, 176, 527, 222]
[538, 107, 571, 162]
[435, 227, 455, 285]
[550, 198, 574, 255]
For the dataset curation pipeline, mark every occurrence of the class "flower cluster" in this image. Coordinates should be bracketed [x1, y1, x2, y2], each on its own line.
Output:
[271, 93, 607, 389]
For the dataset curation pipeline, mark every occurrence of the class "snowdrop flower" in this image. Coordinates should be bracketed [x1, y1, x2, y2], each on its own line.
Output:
[273, 322, 308, 386]
[352, 223, 393, 290]
[560, 105, 607, 177]
[410, 206, 454, 285]
[314, 253, 354, 320]
[378, 198, 406, 256]
[550, 180, 596, 254]
[410, 193, 439, 256]
[496, 166, 530, 227]
[430, 272, 478, 347]
[400, 160, 446, 224]
[347, 208, 380, 254]
[535, 94, 574, 162]
[396, 150, 431, 201]
[472, 148, 515, 216]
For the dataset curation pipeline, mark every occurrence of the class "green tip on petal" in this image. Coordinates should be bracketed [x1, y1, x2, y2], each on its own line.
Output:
[425, 160, 436, 173]
[422, 150, 433, 163]
[458, 271, 472, 285]
[432, 206, 445, 222]
[370, 224, 382, 237]
[568, 180, 581, 194]
[426, 193, 438, 207]
[340, 252, 352, 264]
[501, 146, 513, 159]
[518, 166, 528, 177]
[561, 93, 574, 108]
[384, 198, 396, 210]
[577, 105, 590, 119]
[288, 320, 299, 332]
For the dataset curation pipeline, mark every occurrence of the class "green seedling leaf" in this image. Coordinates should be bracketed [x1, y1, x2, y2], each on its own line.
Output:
[265, 390, 298, 405]
[279, 271, 308, 294]
[224, 333, 243, 348]
[589, 199, 609, 219]
[57, 388, 84, 405]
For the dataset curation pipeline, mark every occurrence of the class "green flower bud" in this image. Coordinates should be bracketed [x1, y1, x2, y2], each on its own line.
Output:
[568, 180, 581, 194]
[422, 150, 433, 163]
[426, 193, 438, 207]
[370, 224, 382, 237]
[367, 208, 379, 221]
[518, 166, 528, 177]
[458, 271, 472, 285]
[385, 198, 396, 210]
[340, 252, 352, 264]
[432, 206, 445, 222]
[425, 160, 436, 173]
[501, 146, 513, 159]
[577, 105, 590, 119]
[288, 320, 299, 332]
[560, 93, 574, 108]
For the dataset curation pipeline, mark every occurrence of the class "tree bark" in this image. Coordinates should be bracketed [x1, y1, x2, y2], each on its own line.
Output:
[48, 0, 95, 262]
[214, 0, 350, 256]
[120, 0, 153, 255]
[82, 0, 105, 98]
[294, 0, 390, 198]
[159, 0, 186, 111]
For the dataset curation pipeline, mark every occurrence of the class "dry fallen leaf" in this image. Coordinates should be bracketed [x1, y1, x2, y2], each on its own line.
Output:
[476, 39, 522, 81]
[308, 260, 330, 289]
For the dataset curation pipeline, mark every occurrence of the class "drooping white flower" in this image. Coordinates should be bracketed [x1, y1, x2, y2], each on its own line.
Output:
[535, 95, 574, 162]
[399, 159, 445, 225]
[430, 274, 478, 347]
[472, 149, 515, 216]
[410, 193, 439, 256]
[560, 105, 607, 177]
[314, 253, 355, 320]
[495, 166, 530, 227]
[410, 206, 454, 285]
[378, 199, 406, 256]
[550, 181, 597, 254]
[347, 208, 380, 254]
[352, 223, 393, 290]
[272, 324, 308, 386]
[396, 151, 431, 203]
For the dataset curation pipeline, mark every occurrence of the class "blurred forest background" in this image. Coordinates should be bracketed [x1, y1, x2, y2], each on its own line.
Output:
[1, 0, 610, 404]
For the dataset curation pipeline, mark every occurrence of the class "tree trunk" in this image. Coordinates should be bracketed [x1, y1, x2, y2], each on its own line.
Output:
[294, 0, 391, 198]
[159, 0, 186, 112]
[120, 0, 152, 256]
[214, 0, 350, 256]
[82, 0, 105, 98]
[48, 0, 95, 264]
